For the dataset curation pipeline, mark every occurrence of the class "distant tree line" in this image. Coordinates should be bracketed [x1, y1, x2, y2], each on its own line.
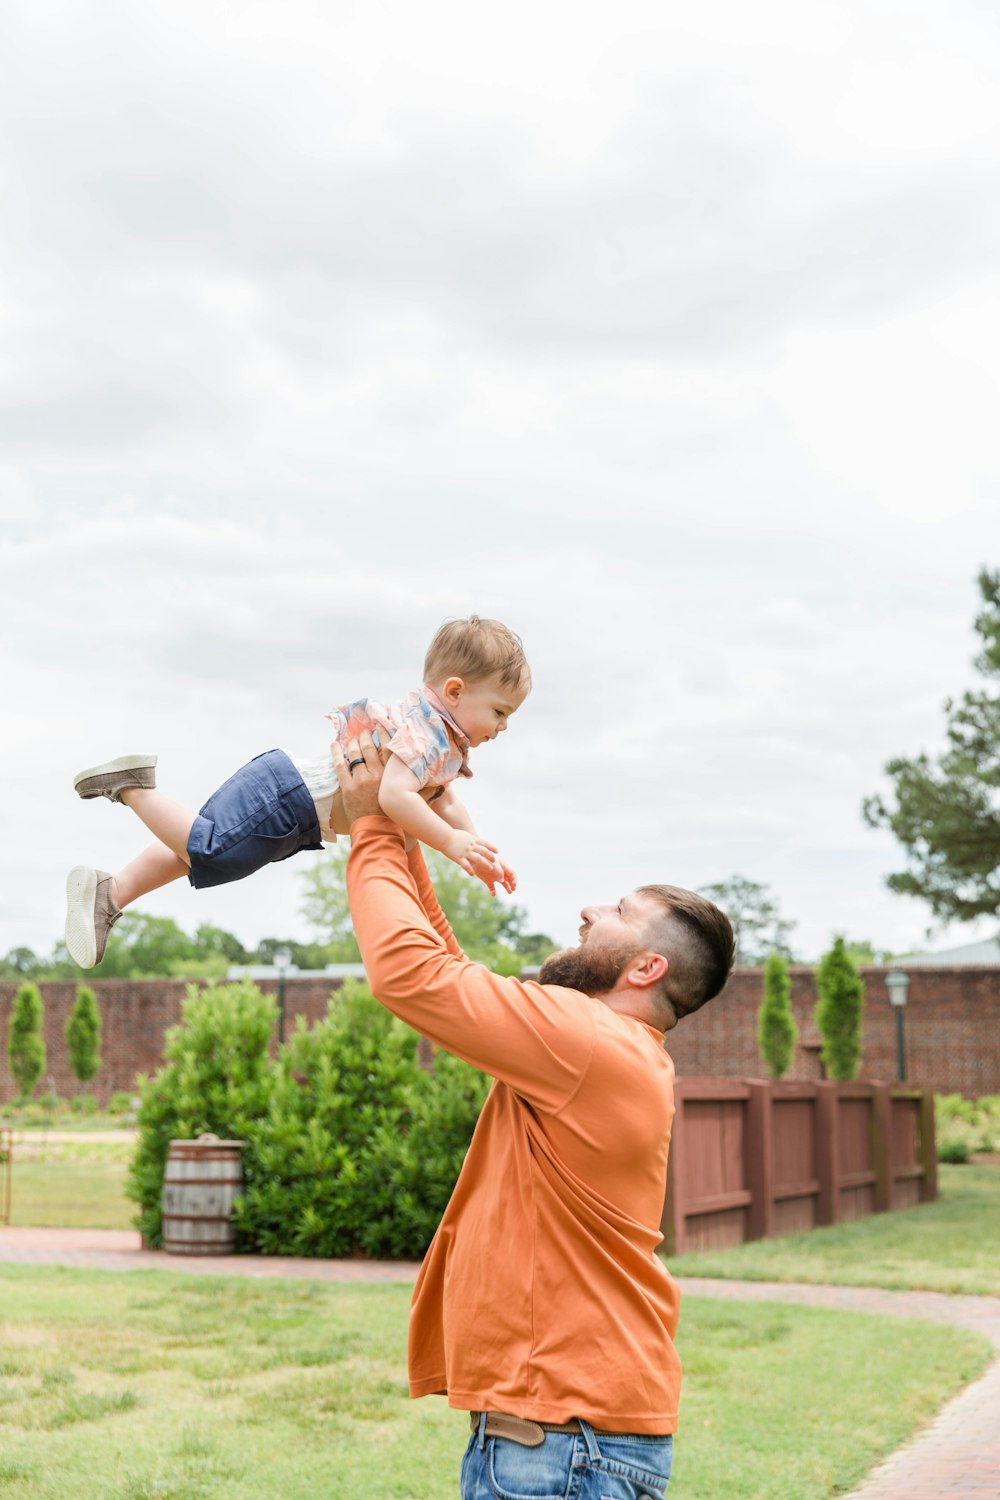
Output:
[2, 847, 559, 983]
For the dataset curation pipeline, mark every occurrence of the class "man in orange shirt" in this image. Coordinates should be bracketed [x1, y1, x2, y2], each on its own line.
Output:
[334, 733, 735, 1500]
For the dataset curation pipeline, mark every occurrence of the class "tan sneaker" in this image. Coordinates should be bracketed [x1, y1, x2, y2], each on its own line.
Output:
[65, 867, 122, 969]
[73, 754, 157, 802]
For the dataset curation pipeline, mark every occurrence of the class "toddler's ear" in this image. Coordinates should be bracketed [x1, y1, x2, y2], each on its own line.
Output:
[441, 675, 465, 704]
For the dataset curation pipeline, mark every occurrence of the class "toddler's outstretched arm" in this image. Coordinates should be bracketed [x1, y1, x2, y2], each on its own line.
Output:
[377, 754, 515, 893]
[430, 785, 516, 894]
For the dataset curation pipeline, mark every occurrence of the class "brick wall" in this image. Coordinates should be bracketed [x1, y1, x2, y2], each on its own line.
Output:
[666, 964, 1000, 1097]
[0, 977, 345, 1105]
[1, 964, 998, 1104]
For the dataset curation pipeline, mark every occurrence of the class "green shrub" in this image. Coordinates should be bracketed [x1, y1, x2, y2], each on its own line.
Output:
[815, 937, 865, 1081]
[7, 983, 46, 1101]
[935, 1093, 1000, 1162]
[129, 977, 490, 1259]
[106, 1091, 134, 1116]
[69, 1093, 99, 1116]
[757, 952, 797, 1078]
[126, 980, 278, 1247]
[233, 981, 488, 1259]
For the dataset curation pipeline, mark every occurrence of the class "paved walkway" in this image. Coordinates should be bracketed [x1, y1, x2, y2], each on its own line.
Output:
[0, 1226, 422, 1280]
[2, 1229, 998, 1498]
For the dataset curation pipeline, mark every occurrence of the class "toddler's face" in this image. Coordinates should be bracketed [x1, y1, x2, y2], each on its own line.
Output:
[450, 672, 529, 747]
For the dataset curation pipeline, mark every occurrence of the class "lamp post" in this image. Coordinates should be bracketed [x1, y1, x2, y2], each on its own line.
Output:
[274, 946, 292, 1046]
[885, 969, 910, 1082]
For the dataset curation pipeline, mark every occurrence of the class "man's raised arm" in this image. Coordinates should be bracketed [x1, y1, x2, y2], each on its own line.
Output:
[333, 735, 593, 1111]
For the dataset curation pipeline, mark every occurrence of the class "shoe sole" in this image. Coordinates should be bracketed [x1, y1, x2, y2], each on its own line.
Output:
[73, 754, 157, 793]
[65, 865, 98, 969]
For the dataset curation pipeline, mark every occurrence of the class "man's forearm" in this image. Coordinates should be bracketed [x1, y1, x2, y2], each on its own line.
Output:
[345, 816, 593, 1112]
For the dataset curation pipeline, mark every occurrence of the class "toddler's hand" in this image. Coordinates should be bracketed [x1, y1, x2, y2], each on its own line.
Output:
[444, 831, 516, 896]
[445, 831, 502, 890]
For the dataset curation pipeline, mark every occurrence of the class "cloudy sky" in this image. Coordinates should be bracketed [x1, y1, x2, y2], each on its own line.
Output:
[2, 0, 998, 966]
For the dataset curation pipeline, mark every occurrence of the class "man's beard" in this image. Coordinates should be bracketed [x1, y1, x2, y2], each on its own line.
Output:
[537, 941, 644, 996]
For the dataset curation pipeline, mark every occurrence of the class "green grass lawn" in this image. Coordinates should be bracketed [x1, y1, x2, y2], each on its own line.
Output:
[4, 1136, 134, 1231]
[667, 1165, 1000, 1296]
[0, 1266, 990, 1500]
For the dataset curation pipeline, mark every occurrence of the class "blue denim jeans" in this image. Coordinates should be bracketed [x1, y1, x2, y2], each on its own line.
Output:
[460, 1415, 673, 1499]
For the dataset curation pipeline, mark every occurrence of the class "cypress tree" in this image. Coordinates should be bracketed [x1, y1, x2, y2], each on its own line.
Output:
[757, 952, 797, 1078]
[66, 985, 102, 1086]
[815, 937, 865, 1081]
[8, 982, 46, 1101]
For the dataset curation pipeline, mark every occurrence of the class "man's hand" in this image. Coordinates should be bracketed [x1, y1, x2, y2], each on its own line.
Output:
[331, 731, 387, 827]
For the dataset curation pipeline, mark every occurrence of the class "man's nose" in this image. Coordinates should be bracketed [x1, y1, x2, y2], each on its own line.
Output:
[580, 904, 605, 923]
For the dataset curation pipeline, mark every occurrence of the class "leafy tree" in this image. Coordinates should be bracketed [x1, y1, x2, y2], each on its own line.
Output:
[7, 982, 46, 1100]
[757, 953, 797, 1078]
[298, 846, 361, 959]
[300, 845, 557, 969]
[66, 985, 102, 1086]
[839, 939, 898, 966]
[193, 925, 252, 965]
[0, 947, 43, 981]
[815, 937, 865, 1081]
[52, 913, 250, 980]
[254, 937, 355, 970]
[863, 567, 1000, 923]
[698, 875, 796, 965]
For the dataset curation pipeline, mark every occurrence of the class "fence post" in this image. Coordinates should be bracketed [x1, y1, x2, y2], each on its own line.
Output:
[745, 1081, 773, 1242]
[918, 1088, 938, 1204]
[872, 1083, 892, 1213]
[815, 1082, 838, 1226]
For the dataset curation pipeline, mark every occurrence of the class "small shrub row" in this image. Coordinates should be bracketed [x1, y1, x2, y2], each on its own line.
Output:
[936, 1094, 1000, 1163]
[0, 1091, 135, 1124]
[127, 979, 490, 1259]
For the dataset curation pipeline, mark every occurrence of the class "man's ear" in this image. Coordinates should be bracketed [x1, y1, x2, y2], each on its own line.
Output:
[626, 952, 668, 990]
[441, 675, 465, 706]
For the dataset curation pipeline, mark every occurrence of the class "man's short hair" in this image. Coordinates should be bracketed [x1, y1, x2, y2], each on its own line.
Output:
[637, 884, 736, 1019]
[424, 616, 531, 692]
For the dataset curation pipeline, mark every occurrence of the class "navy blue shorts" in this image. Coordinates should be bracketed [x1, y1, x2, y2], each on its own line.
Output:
[186, 749, 323, 890]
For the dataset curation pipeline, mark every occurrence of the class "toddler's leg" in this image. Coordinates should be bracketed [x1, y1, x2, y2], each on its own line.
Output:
[67, 757, 200, 968]
[118, 786, 197, 867]
[112, 840, 190, 908]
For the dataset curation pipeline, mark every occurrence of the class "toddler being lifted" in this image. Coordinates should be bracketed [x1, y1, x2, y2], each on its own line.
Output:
[65, 615, 530, 969]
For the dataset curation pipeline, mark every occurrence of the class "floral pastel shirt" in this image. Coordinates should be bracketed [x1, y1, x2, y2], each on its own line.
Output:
[327, 689, 473, 792]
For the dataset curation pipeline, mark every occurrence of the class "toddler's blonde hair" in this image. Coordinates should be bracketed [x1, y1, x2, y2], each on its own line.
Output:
[424, 616, 530, 692]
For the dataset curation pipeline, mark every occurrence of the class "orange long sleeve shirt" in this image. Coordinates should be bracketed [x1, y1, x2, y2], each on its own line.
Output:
[346, 815, 682, 1434]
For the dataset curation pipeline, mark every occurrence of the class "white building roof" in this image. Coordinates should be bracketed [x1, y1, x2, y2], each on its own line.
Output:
[900, 936, 1000, 966]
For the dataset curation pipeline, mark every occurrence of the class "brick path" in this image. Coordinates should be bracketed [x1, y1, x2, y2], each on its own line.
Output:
[0, 1226, 421, 1280]
[2, 1229, 998, 1498]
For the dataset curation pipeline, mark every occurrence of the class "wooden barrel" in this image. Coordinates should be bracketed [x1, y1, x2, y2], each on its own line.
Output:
[162, 1136, 244, 1255]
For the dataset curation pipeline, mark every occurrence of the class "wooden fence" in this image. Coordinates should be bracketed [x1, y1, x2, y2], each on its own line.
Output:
[661, 1079, 937, 1255]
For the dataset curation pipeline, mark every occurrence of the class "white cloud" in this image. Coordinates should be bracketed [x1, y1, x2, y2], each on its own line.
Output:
[1, 0, 997, 966]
